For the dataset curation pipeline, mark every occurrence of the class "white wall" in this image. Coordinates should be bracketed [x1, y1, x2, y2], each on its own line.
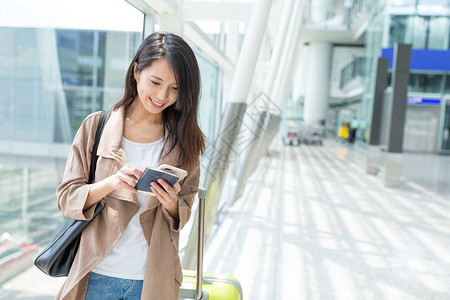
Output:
[329, 46, 365, 99]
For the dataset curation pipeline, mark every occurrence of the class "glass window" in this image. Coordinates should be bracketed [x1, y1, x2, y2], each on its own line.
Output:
[389, 14, 449, 50]
[417, 0, 449, 14]
[195, 21, 224, 51]
[390, 0, 417, 8]
[196, 53, 219, 141]
[408, 73, 443, 93]
[448, 18, 450, 49]
[445, 75, 450, 93]
[0, 0, 143, 144]
[427, 16, 448, 49]
[58, 31, 95, 86]
[0, 0, 144, 287]
[389, 15, 415, 47]
[412, 16, 427, 48]
[441, 100, 450, 151]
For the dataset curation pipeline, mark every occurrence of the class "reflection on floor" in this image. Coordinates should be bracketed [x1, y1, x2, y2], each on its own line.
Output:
[204, 139, 450, 300]
[1, 139, 449, 299]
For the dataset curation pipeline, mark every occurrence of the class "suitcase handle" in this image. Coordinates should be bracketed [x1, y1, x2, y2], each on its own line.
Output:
[196, 188, 207, 300]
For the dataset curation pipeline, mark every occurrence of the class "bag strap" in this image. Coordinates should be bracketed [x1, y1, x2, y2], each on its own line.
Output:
[88, 111, 111, 184]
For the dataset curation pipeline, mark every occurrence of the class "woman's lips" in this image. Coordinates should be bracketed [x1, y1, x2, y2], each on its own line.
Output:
[149, 97, 164, 108]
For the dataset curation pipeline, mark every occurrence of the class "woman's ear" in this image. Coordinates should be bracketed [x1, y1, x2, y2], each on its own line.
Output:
[133, 62, 138, 81]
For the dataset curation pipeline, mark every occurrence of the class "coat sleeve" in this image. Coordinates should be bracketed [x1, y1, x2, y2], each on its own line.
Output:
[56, 112, 101, 221]
[161, 161, 200, 232]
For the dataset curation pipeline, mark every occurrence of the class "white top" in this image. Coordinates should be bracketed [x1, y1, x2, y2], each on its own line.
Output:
[92, 136, 165, 280]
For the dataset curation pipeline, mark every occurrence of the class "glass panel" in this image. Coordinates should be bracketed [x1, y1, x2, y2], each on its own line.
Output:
[412, 15, 427, 48]
[417, 0, 449, 15]
[195, 21, 224, 51]
[448, 17, 450, 49]
[442, 100, 450, 151]
[0, 1, 143, 144]
[446, 75, 450, 93]
[389, 15, 415, 47]
[389, 7, 449, 50]
[408, 73, 443, 93]
[0, 0, 144, 287]
[361, 8, 384, 140]
[196, 53, 219, 141]
[304, 2, 350, 29]
[390, 0, 417, 8]
[58, 30, 95, 86]
[427, 17, 448, 50]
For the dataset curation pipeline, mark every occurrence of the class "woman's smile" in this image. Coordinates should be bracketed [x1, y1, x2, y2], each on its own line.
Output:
[149, 97, 164, 108]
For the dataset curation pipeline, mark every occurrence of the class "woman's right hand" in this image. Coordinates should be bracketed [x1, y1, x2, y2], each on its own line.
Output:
[85, 163, 143, 210]
[107, 163, 144, 193]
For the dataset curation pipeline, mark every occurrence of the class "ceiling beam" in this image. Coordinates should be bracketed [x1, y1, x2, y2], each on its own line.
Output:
[126, 0, 235, 71]
[125, 0, 155, 15]
[184, 22, 234, 72]
[140, 0, 178, 15]
[183, 1, 253, 22]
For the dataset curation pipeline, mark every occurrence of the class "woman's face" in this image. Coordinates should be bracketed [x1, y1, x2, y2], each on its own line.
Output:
[134, 58, 178, 116]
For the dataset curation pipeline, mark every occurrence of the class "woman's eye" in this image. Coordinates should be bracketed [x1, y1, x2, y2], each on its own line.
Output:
[151, 80, 160, 85]
[171, 87, 178, 91]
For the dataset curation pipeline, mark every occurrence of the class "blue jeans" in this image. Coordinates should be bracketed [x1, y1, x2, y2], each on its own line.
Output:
[85, 272, 143, 300]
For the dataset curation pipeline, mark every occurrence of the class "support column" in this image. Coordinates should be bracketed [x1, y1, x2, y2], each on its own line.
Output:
[183, 0, 273, 270]
[255, 40, 302, 165]
[384, 44, 411, 188]
[227, 0, 272, 102]
[255, 0, 306, 163]
[367, 57, 388, 175]
[303, 41, 332, 126]
[264, 0, 295, 94]
[292, 44, 308, 105]
[229, 0, 295, 202]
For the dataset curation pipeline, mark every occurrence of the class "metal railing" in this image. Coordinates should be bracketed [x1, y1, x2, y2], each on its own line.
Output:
[303, 0, 375, 31]
[340, 56, 366, 89]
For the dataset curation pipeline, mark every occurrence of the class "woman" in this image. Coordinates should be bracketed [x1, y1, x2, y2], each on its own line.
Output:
[55, 32, 205, 300]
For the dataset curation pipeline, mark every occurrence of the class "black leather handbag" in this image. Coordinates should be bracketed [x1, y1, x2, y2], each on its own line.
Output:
[34, 110, 110, 277]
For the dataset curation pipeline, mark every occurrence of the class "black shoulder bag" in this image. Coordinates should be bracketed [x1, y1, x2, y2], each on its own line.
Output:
[34, 110, 111, 277]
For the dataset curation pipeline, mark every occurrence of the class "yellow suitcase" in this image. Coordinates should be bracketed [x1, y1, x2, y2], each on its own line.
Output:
[179, 188, 243, 300]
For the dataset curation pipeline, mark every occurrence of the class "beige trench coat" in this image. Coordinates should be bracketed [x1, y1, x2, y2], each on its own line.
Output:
[55, 107, 199, 300]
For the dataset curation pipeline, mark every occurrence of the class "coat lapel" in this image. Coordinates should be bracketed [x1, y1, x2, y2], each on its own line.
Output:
[97, 107, 125, 158]
[96, 107, 138, 205]
[96, 106, 181, 213]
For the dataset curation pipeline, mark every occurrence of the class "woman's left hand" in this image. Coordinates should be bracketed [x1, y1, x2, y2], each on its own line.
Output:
[151, 179, 181, 220]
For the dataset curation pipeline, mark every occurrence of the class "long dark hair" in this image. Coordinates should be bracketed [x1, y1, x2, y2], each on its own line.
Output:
[114, 32, 205, 171]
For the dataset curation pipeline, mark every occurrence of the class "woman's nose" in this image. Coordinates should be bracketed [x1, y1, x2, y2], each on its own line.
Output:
[156, 88, 168, 101]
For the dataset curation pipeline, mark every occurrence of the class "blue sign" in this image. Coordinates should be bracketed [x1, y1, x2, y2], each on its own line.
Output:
[407, 97, 441, 106]
[381, 48, 450, 72]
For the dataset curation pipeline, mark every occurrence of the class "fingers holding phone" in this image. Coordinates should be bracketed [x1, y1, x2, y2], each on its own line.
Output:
[150, 178, 181, 218]
[109, 163, 144, 193]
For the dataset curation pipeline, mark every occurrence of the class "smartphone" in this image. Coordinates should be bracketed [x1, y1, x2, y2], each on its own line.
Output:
[157, 164, 188, 181]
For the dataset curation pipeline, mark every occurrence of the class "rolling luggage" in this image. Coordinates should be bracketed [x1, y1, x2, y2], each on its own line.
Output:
[179, 188, 243, 300]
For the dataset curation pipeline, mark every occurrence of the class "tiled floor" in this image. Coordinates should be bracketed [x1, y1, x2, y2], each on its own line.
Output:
[204, 139, 450, 300]
[1, 139, 449, 299]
